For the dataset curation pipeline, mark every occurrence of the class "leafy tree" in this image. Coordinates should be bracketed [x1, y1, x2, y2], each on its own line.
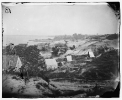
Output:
[14, 45, 26, 57]
[106, 33, 119, 40]
[52, 46, 59, 57]
[24, 45, 40, 66]
[41, 46, 47, 51]
[4, 44, 16, 55]
[4, 44, 46, 77]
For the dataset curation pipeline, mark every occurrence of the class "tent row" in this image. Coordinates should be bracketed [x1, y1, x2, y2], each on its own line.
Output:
[64, 48, 95, 57]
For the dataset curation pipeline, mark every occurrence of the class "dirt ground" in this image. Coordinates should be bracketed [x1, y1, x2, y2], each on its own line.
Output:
[2, 73, 116, 98]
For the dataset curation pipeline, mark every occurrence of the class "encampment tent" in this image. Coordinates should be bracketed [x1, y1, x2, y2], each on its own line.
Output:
[45, 59, 58, 69]
[88, 49, 95, 57]
[67, 55, 72, 61]
[75, 49, 95, 57]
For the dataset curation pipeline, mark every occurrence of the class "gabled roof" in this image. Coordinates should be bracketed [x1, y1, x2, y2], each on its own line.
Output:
[2, 55, 19, 70]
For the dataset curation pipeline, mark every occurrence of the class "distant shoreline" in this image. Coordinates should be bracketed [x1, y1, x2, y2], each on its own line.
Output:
[3, 35, 55, 46]
[3, 34, 55, 37]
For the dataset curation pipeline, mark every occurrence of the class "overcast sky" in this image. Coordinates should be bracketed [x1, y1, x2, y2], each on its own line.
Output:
[2, 3, 119, 36]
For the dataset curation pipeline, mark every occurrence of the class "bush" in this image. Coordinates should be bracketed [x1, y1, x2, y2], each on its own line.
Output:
[106, 34, 119, 40]
[82, 50, 119, 80]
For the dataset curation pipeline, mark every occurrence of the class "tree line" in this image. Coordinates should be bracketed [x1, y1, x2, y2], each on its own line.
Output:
[54, 33, 86, 41]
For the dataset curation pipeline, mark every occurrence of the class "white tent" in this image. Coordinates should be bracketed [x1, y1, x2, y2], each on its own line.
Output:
[64, 49, 80, 56]
[45, 59, 58, 69]
[76, 49, 95, 57]
[88, 49, 95, 57]
[67, 55, 72, 62]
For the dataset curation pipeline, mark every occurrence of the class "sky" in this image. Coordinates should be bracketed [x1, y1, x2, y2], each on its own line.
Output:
[2, 3, 119, 36]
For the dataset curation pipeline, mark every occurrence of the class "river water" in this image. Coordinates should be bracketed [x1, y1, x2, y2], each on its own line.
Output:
[3, 35, 54, 46]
